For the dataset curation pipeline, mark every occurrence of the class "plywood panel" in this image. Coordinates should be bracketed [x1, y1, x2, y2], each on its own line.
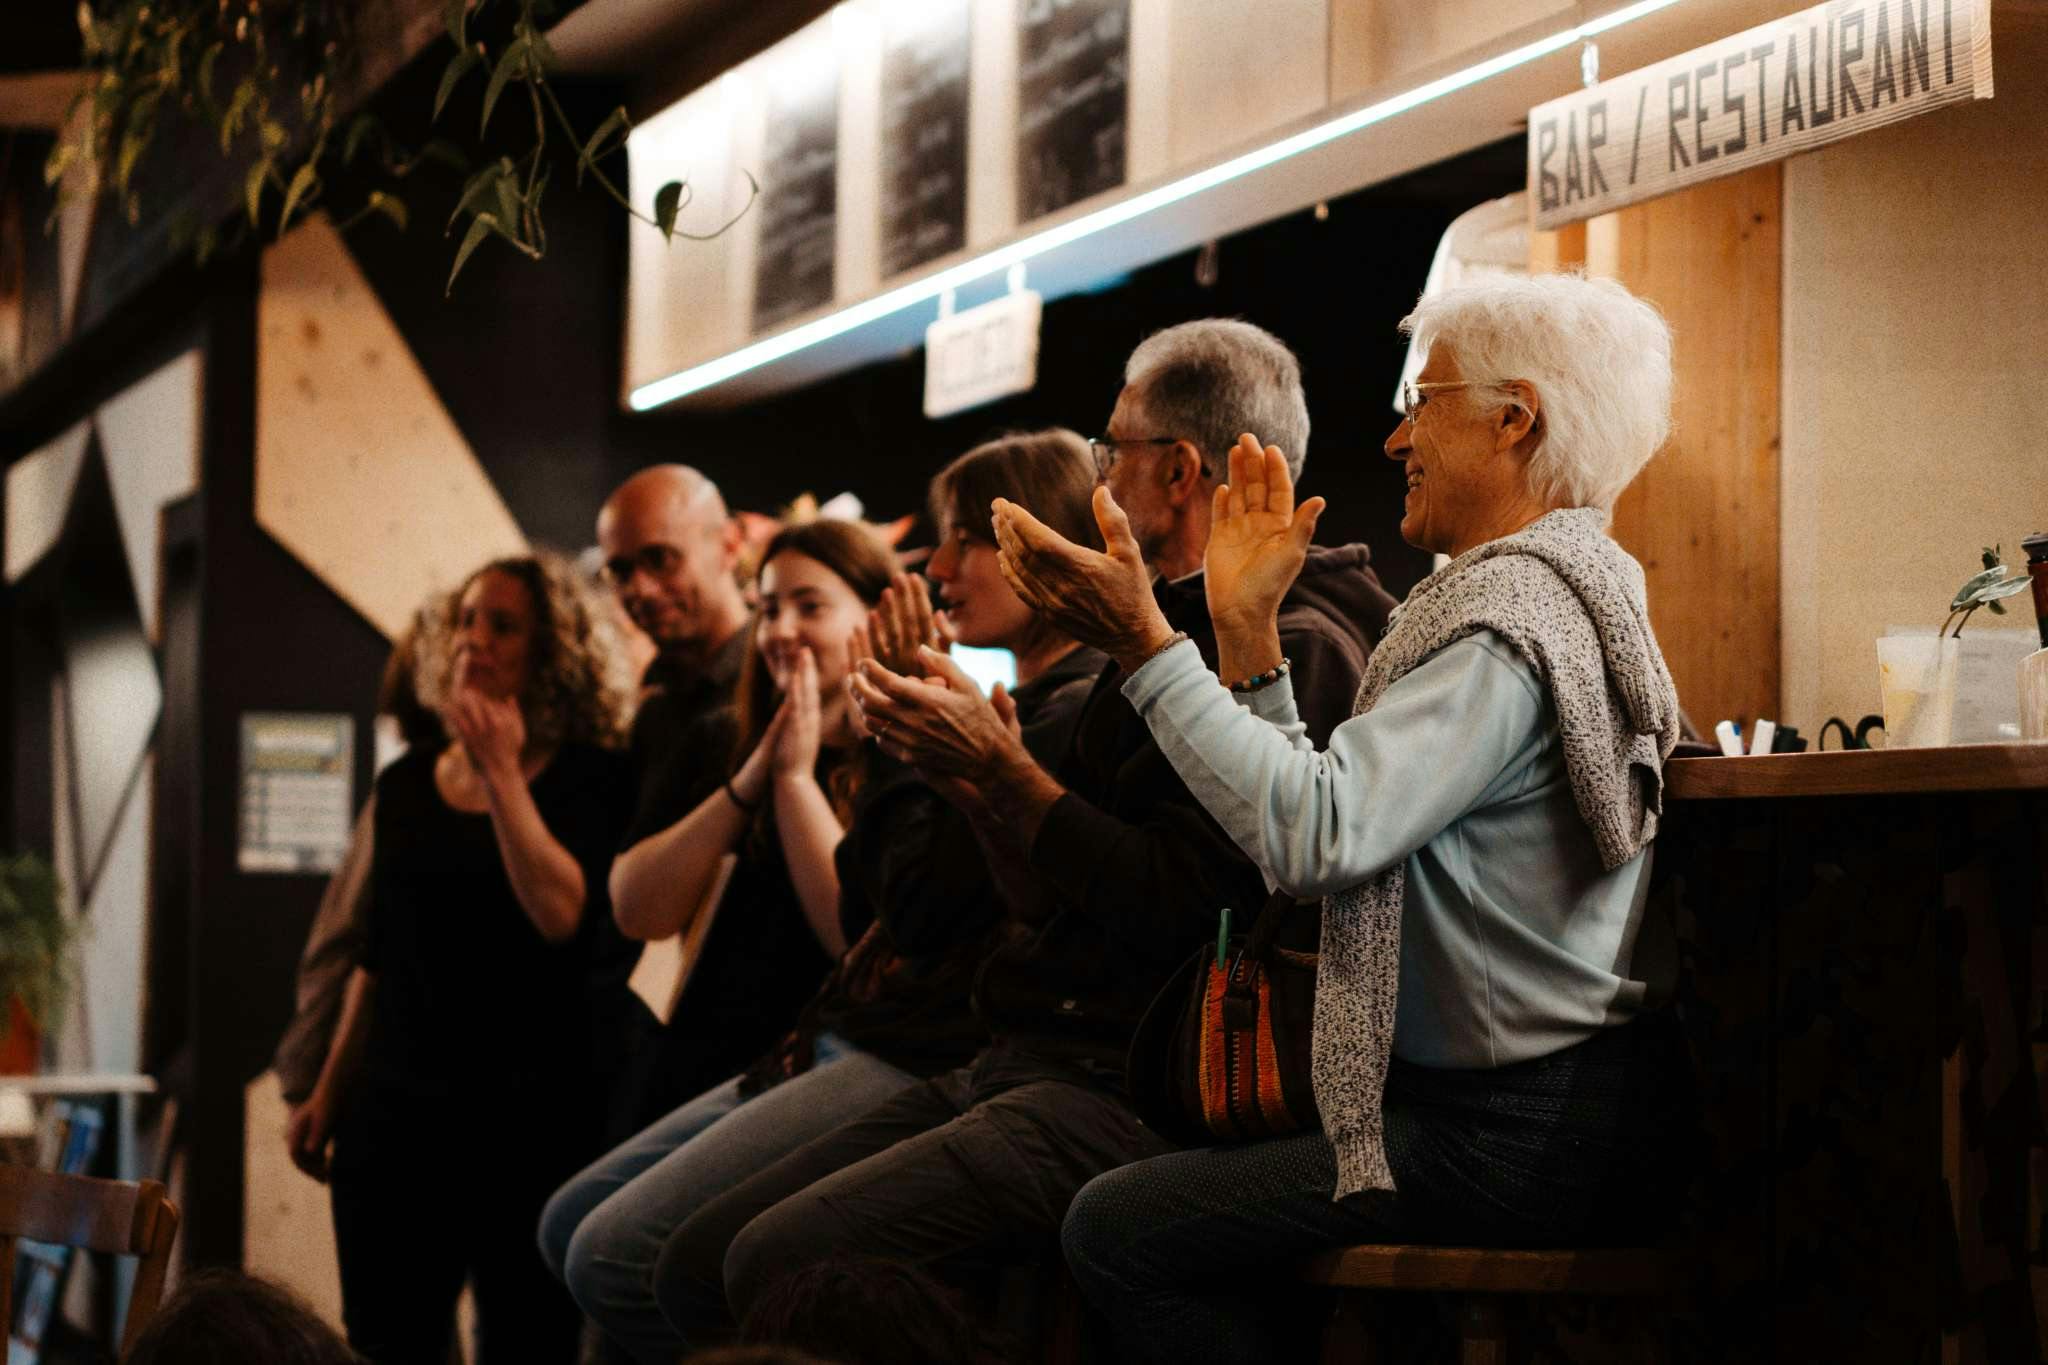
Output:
[3, 420, 90, 583]
[1165, 0, 1327, 168]
[1330, 0, 1573, 103]
[95, 349, 203, 642]
[1543, 165, 1783, 734]
[256, 215, 525, 639]
[78, 753, 150, 1076]
[1782, 3, 2048, 733]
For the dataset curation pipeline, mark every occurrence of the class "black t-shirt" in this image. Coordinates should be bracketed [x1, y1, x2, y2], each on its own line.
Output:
[628, 632, 750, 824]
[622, 708, 836, 1102]
[357, 741, 633, 1111]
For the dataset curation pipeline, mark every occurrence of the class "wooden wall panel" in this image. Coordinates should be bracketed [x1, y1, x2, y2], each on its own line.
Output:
[1165, 0, 1328, 169]
[1533, 163, 1783, 733]
[255, 215, 526, 639]
[1329, 0, 1573, 103]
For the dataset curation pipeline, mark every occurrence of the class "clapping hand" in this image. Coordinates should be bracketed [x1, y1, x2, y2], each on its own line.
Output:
[868, 572, 952, 677]
[769, 647, 824, 777]
[1205, 435, 1324, 634]
[446, 688, 526, 787]
[991, 487, 1175, 674]
[848, 647, 1024, 792]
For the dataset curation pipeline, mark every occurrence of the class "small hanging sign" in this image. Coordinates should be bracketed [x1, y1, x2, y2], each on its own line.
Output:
[924, 289, 1043, 419]
[1528, 0, 1992, 230]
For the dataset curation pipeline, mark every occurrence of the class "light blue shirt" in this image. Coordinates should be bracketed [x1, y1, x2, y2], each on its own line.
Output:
[1123, 631, 1668, 1069]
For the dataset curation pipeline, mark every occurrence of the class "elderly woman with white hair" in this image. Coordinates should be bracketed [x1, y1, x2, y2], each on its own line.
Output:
[991, 273, 1698, 1362]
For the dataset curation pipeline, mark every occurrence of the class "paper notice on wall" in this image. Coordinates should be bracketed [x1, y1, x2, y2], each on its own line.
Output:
[239, 713, 354, 874]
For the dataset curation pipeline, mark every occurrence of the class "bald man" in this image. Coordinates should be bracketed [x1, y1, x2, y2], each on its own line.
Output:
[597, 465, 752, 805]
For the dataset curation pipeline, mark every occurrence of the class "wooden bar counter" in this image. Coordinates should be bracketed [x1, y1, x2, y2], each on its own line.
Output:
[1653, 743, 2048, 1364]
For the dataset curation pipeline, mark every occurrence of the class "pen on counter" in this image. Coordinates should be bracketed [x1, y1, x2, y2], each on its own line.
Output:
[1714, 720, 1743, 758]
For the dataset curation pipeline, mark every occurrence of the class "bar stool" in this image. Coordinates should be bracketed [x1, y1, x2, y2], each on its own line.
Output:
[1302, 1244, 1674, 1365]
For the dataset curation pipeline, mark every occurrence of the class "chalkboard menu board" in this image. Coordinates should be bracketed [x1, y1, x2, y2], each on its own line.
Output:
[880, 1, 972, 278]
[1017, 0, 1130, 222]
[754, 66, 840, 332]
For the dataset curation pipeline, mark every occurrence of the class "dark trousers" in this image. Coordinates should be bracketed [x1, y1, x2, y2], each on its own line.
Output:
[650, 1040, 1176, 1345]
[330, 1093, 586, 1365]
[1060, 1015, 1700, 1365]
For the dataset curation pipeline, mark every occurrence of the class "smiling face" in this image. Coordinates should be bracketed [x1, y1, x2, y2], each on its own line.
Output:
[926, 525, 1036, 651]
[755, 550, 871, 701]
[450, 568, 538, 705]
[1383, 345, 1540, 558]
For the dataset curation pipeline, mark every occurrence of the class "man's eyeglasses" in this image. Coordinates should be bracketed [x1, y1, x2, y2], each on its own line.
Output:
[1086, 434, 1179, 481]
[1400, 380, 1479, 425]
[601, 543, 683, 586]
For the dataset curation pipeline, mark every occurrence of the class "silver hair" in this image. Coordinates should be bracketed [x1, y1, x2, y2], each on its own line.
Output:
[1401, 273, 1672, 511]
[1123, 319, 1309, 480]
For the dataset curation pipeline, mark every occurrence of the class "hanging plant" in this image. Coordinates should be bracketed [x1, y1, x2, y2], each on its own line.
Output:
[1941, 545, 2034, 639]
[46, 0, 754, 292]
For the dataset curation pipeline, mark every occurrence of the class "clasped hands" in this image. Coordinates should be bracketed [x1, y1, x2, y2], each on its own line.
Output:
[846, 573, 1026, 796]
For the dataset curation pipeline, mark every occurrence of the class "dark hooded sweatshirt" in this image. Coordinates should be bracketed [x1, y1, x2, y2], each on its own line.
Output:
[972, 543, 1398, 1075]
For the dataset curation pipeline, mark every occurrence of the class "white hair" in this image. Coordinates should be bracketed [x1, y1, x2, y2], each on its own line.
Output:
[1401, 273, 1672, 511]
[1124, 319, 1309, 480]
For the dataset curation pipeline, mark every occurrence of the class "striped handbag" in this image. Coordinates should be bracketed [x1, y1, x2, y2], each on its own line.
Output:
[1126, 889, 1321, 1144]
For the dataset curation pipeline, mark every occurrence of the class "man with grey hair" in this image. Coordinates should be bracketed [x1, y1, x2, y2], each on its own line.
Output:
[648, 320, 1397, 1339]
[1095, 318, 1310, 580]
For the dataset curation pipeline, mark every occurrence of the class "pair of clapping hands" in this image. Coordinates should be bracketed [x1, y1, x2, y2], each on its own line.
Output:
[849, 436, 1321, 783]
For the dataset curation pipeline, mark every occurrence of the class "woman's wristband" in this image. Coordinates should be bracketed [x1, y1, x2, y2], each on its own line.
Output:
[1128, 630, 1191, 677]
[723, 778, 760, 814]
[1227, 657, 1292, 694]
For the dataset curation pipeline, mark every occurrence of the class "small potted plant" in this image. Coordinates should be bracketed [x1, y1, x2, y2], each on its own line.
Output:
[0, 851, 72, 1075]
[1878, 548, 2035, 748]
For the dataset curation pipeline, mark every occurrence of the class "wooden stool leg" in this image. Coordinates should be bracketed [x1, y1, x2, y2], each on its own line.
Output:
[1458, 1293, 1506, 1365]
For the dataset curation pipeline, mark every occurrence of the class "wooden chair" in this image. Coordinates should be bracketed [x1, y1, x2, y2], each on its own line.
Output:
[1303, 1244, 1673, 1365]
[0, 1162, 181, 1356]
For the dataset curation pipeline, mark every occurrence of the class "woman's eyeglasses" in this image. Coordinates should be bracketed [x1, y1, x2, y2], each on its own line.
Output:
[1400, 380, 1480, 425]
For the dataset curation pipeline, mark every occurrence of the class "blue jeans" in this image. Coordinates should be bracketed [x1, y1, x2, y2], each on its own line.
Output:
[535, 1034, 916, 1364]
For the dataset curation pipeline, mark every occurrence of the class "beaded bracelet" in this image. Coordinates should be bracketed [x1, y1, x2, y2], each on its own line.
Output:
[1132, 630, 1192, 673]
[1227, 657, 1292, 694]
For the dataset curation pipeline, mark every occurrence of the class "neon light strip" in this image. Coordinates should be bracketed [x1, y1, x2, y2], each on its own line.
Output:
[628, 0, 1685, 411]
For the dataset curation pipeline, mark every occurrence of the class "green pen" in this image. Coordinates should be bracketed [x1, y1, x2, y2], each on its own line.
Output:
[1216, 907, 1232, 972]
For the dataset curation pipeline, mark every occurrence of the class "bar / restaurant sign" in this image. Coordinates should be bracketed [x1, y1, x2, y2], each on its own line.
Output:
[1528, 0, 1992, 229]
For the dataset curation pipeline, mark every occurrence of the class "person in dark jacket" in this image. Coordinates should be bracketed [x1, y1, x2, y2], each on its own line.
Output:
[595, 465, 758, 1138]
[284, 553, 636, 1365]
[649, 320, 1397, 1339]
[537, 434, 1108, 1364]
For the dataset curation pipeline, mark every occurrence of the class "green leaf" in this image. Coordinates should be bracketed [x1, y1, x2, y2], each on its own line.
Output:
[245, 158, 272, 225]
[446, 164, 501, 233]
[1970, 576, 2036, 606]
[343, 114, 381, 166]
[1951, 566, 2008, 611]
[444, 0, 468, 48]
[114, 129, 147, 194]
[480, 36, 527, 136]
[416, 139, 470, 174]
[197, 41, 223, 108]
[280, 163, 319, 231]
[654, 180, 684, 240]
[447, 212, 498, 294]
[1988, 599, 2007, 615]
[365, 192, 408, 232]
[578, 105, 630, 186]
[434, 48, 480, 123]
[1983, 545, 2003, 572]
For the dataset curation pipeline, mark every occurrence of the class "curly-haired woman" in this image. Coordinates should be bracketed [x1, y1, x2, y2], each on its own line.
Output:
[286, 552, 636, 1365]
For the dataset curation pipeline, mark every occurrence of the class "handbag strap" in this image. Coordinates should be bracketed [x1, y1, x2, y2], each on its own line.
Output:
[1227, 888, 1307, 989]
